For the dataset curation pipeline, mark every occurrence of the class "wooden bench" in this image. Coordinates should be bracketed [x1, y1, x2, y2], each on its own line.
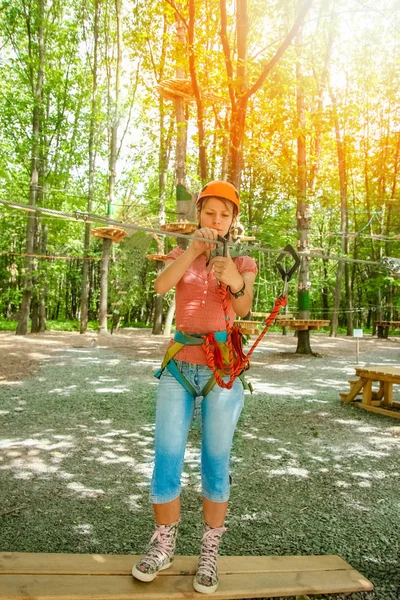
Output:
[276, 319, 330, 331]
[375, 321, 400, 338]
[340, 365, 400, 419]
[0, 552, 373, 599]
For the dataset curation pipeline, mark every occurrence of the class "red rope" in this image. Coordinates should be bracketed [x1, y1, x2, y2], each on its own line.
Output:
[201, 284, 288, 389]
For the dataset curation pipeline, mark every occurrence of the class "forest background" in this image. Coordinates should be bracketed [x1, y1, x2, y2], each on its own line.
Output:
[0, 0, 399, 338]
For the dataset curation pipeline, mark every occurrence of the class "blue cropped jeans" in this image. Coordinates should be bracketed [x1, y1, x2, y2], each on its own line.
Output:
[150, 360, 244, 504]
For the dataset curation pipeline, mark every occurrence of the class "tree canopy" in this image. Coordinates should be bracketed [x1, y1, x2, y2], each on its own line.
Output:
[0, 0, 399, 333]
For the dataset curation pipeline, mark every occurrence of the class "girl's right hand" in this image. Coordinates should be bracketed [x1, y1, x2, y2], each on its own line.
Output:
[190, 227, 219, 256]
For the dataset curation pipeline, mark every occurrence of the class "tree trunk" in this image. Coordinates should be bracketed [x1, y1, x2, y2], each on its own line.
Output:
[219, 0, 312, 187]
[345, 261, 353, 335]
[295, 33, 312, 355]
[384, 131, 400, 320]
[152, 15, 170, 336]
[152, 291, 164, 335]
[175, 16, 195, 246]
[80, 0, 99, 334]
[107, 0, 122, 219]
[16, 0, 45, 335]
[98, 239, 111, 333]
[188, 0, 207, 182]
[330, 86, 348, 337]
[164, 294, 176, 338]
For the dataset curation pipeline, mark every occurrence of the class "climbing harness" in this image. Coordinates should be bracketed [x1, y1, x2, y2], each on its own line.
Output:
[156, 240, 300, 396]
[154, 329, 251, 397]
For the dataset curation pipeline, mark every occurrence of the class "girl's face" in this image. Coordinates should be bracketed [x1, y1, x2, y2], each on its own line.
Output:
[199, 197, 235, 237]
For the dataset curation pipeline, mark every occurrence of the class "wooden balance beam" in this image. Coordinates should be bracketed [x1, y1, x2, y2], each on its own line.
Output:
[340, 365, 400, 419]
[0, 552, 373, 599]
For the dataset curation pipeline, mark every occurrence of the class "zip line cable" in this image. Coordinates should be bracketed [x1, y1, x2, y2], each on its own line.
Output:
[0, 198, 390, 269]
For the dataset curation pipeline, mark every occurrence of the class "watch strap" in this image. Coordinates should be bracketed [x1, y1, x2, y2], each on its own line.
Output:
[227, 280, 246, 298]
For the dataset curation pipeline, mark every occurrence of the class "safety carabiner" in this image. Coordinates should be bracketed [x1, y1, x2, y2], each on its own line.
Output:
[275, 244, 300, 295]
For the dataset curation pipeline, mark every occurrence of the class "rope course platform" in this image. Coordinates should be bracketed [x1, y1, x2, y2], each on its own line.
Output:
[90, 227, 127, 243]
[160, 221, 198, 234]
[234, 319, 262, 335]
[157, 77, 194, 101]
[0, 552, 373, 599]
[276, 319, 330, 331]
[146, 254, 168, 261]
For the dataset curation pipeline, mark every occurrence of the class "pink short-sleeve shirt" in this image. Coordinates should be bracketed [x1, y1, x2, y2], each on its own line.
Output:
[164, 247, 258, 365]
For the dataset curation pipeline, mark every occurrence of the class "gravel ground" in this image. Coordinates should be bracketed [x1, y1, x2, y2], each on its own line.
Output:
[0, 330, 399, 600]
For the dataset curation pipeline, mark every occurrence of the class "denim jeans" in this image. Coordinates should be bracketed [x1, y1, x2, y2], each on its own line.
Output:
[150, 360, 244, 504]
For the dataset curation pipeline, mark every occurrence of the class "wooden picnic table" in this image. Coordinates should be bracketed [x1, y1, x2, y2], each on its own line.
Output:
[276, 319, 330, 331]
[341, 365, 400, 419]
[375, 321, 400, 338]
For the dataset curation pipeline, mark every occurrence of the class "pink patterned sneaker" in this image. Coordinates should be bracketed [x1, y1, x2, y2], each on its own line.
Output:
[132, 520, 179, 582]
[193, 522, 227, 594]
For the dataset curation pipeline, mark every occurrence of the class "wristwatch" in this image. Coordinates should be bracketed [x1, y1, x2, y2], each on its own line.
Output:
[227, 280, 246, 298]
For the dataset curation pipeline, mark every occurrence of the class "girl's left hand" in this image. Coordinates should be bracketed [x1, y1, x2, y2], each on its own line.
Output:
[210, 256, 243, 289]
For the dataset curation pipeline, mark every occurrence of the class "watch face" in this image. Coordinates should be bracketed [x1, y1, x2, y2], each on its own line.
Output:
[233, 289, 245, 298]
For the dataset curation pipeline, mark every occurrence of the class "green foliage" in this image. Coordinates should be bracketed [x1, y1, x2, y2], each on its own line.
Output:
[0, 0, 399, 329]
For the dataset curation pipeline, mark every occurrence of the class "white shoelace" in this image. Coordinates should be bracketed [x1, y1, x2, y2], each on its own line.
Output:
[141, 525, 175, 569]
[197, 526, 226, 581]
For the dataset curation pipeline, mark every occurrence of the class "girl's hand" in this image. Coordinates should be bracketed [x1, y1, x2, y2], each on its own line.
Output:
[210, 255, 243, 290]
[190, 227, 218, 256]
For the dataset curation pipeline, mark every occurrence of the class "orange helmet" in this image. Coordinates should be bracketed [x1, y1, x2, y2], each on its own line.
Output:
[196, 180, 240, 212]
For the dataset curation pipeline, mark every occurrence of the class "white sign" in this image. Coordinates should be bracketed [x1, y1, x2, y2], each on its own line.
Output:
[353, 329, 363, 338]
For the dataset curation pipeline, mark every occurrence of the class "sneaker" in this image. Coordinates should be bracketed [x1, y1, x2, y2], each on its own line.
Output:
[193, 522, 226, 594]
[132, 520, 179, 582]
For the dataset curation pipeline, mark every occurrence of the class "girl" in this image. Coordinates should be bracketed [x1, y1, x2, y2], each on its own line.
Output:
[132, 180, 257, 594]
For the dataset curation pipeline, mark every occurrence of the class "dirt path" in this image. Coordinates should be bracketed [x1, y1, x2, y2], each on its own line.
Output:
[1, 329, 399, 599]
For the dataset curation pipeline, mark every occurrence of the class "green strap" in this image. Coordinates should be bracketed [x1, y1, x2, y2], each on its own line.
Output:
[166, 360, 198, 398]
[159, 342, 184, 370]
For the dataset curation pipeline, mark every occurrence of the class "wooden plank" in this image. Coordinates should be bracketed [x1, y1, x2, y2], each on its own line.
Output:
[341, 378, 366, 404]
[371, 381, 384, 401]
[0, 569, 373, 600]
[358, 404, 400, 420]
[355, 366, 400, 382]
[355, 365, 400, 375]
[277, 320, 330, 330]
[0, 553, 352, 576]
[383, 381, 393, 407]
[356, 373, 400, 384]
[362, 379, 372, 406]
